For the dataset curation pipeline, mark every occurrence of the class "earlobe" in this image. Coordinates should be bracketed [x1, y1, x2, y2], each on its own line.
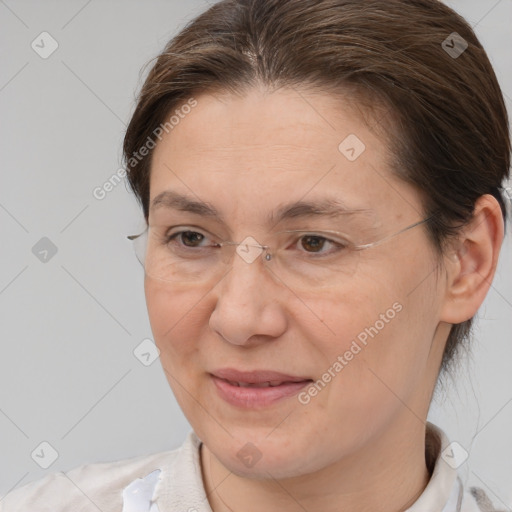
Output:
[440, 195, 504, 324]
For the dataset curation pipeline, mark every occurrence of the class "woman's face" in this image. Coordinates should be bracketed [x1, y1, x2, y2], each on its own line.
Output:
[145, 87, 450, 478]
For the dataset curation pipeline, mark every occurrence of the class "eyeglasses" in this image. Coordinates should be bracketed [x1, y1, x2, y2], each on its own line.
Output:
[127, 217, 431, 291]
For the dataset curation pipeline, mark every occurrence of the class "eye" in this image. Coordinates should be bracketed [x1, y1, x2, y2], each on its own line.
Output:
[296, 234, 347, 255]
[165, 229, 217, 250]
[169, 230, 206, 247]
[300, 235, 327, 253]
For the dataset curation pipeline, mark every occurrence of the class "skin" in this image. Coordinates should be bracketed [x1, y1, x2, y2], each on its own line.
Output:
[144, 86, 503, 512]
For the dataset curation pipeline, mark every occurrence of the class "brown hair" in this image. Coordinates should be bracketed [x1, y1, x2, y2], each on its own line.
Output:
[123, 0, 510, 374]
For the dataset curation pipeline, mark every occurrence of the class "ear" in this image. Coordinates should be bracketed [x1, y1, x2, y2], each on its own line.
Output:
[440, 194, 505, 324]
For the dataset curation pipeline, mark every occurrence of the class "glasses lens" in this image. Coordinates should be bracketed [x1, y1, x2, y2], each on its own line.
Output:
[130, 215, 427, 290]
[266, 230, 360, 291]
[134, 226, 361, 290]
[142, 226, 235, 285]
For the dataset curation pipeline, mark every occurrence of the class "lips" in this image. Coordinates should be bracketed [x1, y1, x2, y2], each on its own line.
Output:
[212, 368, 311, 384]
[210, 368, 313, 408]
[225, 380, 291, 388]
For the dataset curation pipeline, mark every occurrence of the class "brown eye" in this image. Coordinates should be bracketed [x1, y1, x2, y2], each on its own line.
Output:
[181, 231, 205, 246]
[300, 235, 327, 253]
[292, 232, 349, 257]
[165, 230, 207, 248]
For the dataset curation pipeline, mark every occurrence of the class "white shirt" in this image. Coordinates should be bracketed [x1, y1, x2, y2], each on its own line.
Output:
[0, 422, 500, 511]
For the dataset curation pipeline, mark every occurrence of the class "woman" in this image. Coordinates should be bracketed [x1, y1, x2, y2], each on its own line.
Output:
[4, 0, 509, 510]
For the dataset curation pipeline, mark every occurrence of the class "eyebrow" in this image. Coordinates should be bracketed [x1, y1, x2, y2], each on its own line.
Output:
[150, 190, 372, 225]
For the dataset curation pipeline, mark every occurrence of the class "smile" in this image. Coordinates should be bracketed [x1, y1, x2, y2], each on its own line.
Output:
[210, 371, 313, 408]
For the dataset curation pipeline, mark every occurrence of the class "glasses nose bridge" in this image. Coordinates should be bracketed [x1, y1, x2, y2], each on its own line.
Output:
[224, 238, 263, 259]
[219, 236, 276, 271]
[218, 240, 284, 294]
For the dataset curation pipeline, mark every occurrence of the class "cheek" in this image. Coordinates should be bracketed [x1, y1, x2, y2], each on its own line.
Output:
[144, 279, 210, 418]
[311, 248, 439, 366]
[144, 279, 206, 362]
[320, 256, 441, 409]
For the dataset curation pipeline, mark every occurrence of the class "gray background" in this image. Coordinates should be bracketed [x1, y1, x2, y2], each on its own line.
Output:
[0, 0, 511, 507]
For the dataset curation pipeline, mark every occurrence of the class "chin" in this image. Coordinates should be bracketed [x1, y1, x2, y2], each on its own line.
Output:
[222, 450, 305, 480]
[204, 426, 327, 480]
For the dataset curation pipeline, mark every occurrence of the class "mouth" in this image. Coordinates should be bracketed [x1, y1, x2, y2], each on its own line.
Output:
[210, 368, 314, 408]
[221, 379, 300, 388]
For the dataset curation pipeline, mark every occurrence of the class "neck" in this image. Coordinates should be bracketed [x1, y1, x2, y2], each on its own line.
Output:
[200, 420, 433, 512]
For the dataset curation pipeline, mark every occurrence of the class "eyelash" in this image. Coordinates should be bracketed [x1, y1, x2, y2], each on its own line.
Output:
[162, 229, 348, 256]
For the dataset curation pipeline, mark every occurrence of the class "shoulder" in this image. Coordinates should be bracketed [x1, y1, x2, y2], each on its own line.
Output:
[0, 446, 182, 512]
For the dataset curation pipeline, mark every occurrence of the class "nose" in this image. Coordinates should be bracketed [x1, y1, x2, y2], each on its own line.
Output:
[208, 245, 288, 346]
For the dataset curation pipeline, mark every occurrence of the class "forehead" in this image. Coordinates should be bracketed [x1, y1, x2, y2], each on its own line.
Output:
[149, 87, 421, 225]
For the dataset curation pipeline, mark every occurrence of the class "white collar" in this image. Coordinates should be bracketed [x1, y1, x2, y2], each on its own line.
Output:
[406, 422, 461, 512]
[121, 422, 462, 512]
